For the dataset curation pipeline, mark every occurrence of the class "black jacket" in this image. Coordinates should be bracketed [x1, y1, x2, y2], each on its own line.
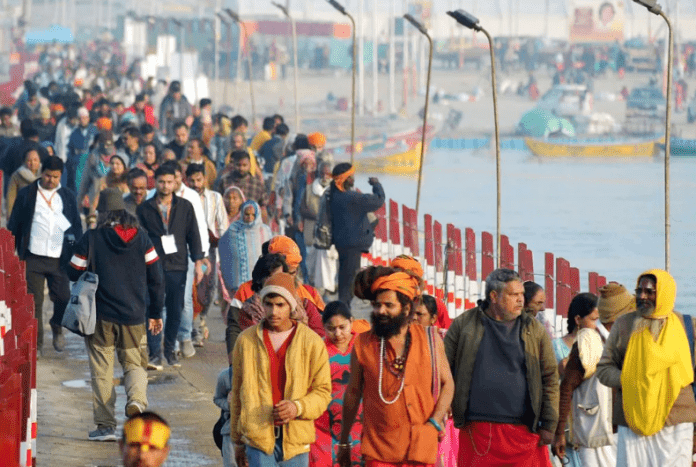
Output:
[8, 180, 83, 267]
[136, 194, 204, 272]
[330, 182, 385, 250]
[67, 228, 165, 324]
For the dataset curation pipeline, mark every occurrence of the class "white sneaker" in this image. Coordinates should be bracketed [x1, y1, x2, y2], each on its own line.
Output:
[126, 400, 145, 417]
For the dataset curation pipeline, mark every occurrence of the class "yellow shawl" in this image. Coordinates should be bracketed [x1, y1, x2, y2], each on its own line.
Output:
[621, 269, 694, 436]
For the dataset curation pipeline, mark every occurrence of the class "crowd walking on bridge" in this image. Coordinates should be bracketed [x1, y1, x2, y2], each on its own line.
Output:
[3, 42, 696, 467]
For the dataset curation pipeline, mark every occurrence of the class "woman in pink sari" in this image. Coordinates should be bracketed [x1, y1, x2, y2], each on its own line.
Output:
[413, 295, 459, 467]
[310, 301, 364, 467]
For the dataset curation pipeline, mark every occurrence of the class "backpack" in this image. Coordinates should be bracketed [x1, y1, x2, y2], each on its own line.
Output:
[314, 187, 333, 250]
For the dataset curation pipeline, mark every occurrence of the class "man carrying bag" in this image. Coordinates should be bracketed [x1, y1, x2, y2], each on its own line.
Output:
[68, 188, 165, 442]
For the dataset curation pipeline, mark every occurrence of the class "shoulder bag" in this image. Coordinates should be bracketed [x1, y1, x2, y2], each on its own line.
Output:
[62, 231, 99, 337]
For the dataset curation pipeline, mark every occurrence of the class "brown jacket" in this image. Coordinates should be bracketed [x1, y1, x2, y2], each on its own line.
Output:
[595, 311, 696, 428]
[444, 306, 560, 434]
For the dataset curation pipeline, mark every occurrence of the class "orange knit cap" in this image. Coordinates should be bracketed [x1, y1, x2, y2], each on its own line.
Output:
[371, 272, 420, 301]
[308, 132, 326, 148]
[391, 255, 424, 279]
[269, 235, 302, 268]
[96, 117, 112, 131]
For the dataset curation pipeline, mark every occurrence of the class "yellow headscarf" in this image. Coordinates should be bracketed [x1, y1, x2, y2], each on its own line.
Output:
[621, 269, 694, 436]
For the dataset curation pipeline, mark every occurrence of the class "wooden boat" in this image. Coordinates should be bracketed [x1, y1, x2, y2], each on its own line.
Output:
[354, 142, 424, 175]
[525, 135, 663, 157]
[353, 125, 437, 176]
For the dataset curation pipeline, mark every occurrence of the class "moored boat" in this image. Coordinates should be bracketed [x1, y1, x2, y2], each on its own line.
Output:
[525, 135, 663, 157]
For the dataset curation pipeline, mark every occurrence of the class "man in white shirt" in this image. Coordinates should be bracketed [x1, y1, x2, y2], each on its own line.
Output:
[8, 157, 83, 354]
[185, 163, 227, 347]
[146, 161, 209, 359]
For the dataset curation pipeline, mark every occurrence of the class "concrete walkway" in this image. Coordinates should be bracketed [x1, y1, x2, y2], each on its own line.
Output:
[36, 304, 230, 467]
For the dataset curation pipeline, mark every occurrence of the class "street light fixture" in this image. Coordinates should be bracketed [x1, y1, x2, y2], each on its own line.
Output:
[225, 8, 257, 129]
[272, 1, 301, 132]
[632, 0, 672, 271]
[403, 13, 432, 215]
[448, 9, 502, 268]
[327, 0, 357, 164]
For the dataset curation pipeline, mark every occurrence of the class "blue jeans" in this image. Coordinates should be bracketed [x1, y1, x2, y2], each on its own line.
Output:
[245, 431, 308, 467]
[148, 270, 187, 358]
[177, 259, 195, 342]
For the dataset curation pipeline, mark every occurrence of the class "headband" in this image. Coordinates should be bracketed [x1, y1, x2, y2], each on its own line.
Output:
[123, 418, 171, 452]
[333, 166, 355, 192]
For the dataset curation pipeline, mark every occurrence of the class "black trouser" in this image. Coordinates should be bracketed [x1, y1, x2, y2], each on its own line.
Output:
[336, 247, 363, 305]
[147, 270, 187, 358]
[25, 253, 71, 349]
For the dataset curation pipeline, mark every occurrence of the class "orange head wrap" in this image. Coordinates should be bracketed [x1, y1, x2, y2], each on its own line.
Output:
[391, 255, 424, 279]
[269, 235, 302, 269]
[371, 272, 420, 301]
[333, 166, 355, 192]
[123, 417, 171, 452]
[308, 132, 326, 148]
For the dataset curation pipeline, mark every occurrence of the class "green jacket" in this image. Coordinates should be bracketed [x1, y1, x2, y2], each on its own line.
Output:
[444, 306, 559, 433]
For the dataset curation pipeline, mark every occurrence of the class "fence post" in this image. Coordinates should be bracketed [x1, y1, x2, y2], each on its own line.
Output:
[388, 199, 401, 260]
[433, 221, 444, 304]
[445, 224, 456, 318]
[401, 204, 412, 256]
[588, 272, 599, 295]
[481, 231, 494, 280]
[465, 228, 478, 309]
[597, 275, 607, 289]
[424, 214, 435, 296]
[570, 267, 580, 298]
[525, 249, 534, 282]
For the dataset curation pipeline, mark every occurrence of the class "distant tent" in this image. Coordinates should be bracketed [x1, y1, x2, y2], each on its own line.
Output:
[518, 108, 576, 138]
[25, 25, 74, 45]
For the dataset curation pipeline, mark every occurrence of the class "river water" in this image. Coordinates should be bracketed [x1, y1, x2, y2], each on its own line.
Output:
[356, 149, 696, 310]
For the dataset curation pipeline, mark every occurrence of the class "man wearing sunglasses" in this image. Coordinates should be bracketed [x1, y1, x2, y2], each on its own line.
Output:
[597, 269, 696, 466]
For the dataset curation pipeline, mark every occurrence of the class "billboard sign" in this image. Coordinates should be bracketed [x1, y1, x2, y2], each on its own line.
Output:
[570, 0, 624, 43]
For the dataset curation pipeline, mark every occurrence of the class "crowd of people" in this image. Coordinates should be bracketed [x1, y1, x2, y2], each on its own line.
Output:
[3, 44, 696, 467]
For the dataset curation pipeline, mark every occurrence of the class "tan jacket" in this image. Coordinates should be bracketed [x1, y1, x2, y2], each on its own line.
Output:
[230, 322, 332, 460]
[444, 306, 560, 433]
[596, 311, 696, 428]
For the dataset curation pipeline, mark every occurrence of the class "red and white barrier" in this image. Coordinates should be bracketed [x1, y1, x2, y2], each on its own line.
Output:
[361, 199, 610, 335]
[0, 226, 39, 467]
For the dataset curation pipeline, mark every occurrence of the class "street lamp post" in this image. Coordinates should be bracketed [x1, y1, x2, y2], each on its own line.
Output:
[447, 9, 502, 268]
[632, 0, 673, 272]
[272, 2, 301, 132]
[171, 18, 185, 88]
[226, 8, 257, 130]
[216, 12, 230, 107]
[327, 0, 357, 164]
[403, 13, 432, 215]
